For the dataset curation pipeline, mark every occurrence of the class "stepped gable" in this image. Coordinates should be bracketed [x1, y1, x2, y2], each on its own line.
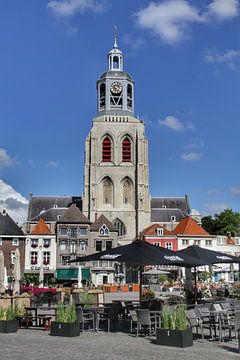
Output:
[31, 218, 51, 235]
[0, 211, 24, 236]
[27, 195, 82, 221]
[58, 204, 90, 224]
[141, 223, 173, 236]
[173, 216, 209, 236]
[90, 215, 116, 231]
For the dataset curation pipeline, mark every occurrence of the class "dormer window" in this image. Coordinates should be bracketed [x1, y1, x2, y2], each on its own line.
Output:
[170, 216, 176, 222]
[162, 205, 166, 209]
[53, 204, 58, 209]
[99, 224, 109, 236]
[156, 228, 163, 236]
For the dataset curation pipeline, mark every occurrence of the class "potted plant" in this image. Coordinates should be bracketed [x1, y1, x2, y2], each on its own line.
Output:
[0, 305, 18, 333]
[156, 306, 193, 348]
[50, 303, 79, 337]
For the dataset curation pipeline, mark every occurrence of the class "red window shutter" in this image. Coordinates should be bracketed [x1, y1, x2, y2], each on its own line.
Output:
[122, 138, 131, 162]
[102, 137, 111, 162]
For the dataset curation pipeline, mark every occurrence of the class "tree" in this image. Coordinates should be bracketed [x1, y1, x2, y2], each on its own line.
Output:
[202, 209, 240, 236]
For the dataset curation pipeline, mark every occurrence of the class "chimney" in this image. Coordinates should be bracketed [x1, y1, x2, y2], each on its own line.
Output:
[2, 209, 7, 216]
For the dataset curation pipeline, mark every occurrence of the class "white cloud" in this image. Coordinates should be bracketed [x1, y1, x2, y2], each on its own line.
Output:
[46, 161, 58, 168]
[204, 202, 229, 215]
[135, 0, 240, 44]
[135, 0, 203, 44]
[185, 139, 205, 149]
[0, 148, 15, 168]
[207, 188, 219, 195]
[123, 33, 144, 51]
[0, 179, 28, 225]
[230, 184, 240, 194]
[181, 152, 203, 161]
[47, 0, 103, 18]
[158, 115, 194, 131]
[208, 0, 239, 20]
[204, 49, 240, 71]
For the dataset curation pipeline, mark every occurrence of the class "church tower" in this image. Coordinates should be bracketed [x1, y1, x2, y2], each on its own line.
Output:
[82, 36, 150, 244]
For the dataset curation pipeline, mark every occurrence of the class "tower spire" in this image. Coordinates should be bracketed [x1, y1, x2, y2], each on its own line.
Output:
[114, 26, 118, 49]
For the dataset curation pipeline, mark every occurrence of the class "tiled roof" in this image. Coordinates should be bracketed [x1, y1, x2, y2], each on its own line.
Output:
[151, 196, 190, 214]
[151, 209, 187, 223]
[173, 216, 209, 236]
[90, 215, 116, 231]
[58, 204, 90, 224]
[31, 218, 51, 235]
[141, 223, 173, 236]
[27, 196, 82, 221]
[0, 212, 24, 236]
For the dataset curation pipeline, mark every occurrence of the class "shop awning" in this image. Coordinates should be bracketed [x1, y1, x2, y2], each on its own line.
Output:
[56, 268, 91, 281]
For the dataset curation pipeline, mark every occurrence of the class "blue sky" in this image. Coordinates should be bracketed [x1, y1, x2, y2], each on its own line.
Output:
[0, 0, 240, 222]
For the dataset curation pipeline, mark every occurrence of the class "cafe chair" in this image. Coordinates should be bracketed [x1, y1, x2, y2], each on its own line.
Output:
[136, 309, 160, 338]
[76, 307, 95, 331]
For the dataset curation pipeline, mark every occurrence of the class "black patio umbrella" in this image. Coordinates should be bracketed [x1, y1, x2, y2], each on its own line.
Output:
[69, 239, 205, 302]
[179, 245, 240, 303]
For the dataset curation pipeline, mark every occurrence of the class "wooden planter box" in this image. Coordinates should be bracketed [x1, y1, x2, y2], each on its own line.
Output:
[120, 285, 129, 292]
[109, 285, 118, 293]
[156, 328, 193, 348]
[0, 319, 18, 333]
[50, 322, 80, 337]
[132, 284, 139, 292]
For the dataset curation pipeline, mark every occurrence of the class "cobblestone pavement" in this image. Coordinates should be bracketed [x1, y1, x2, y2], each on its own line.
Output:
[0, 329, 240, 360]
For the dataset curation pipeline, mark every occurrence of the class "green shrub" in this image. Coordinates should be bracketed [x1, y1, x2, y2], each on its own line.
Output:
[161, 305, 188, 331]
[56, 303, 77, 323]
[0, 306, 16, 321]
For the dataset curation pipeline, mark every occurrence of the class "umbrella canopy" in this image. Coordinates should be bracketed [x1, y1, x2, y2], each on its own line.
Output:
[143, 268, 170, 275]
[13, 248, 21, 294]
[0, 251, 5, 293]
[179, 245, 240, 265]
[69, 239, 205, 267]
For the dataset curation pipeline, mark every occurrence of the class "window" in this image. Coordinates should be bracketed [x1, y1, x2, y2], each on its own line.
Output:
[43, 252, 50, 265]
[106, 241, 112, 250]
[43, 239, 51, 248]
[102, 137, 112, 162]
[99, 83, 105, 108]
[194, 240, 201, 246]
[113, 56, 119, 69]
[11, 251, 16, 265]
[123, 178, 133, 205]
[154, 242, 161, 247]
[127, 84, 132, 108]
[61, 255, 70, 266]
[70, 227, 77, 238]
[96, 241, 102, 252]
[70, 241, 77, 254]
[122, 137, 131, 162]
[102, 177, 113, 205]
[162, 205, 167, 209]
[99, 225, 109, 236]
[165, 242, 172, 250]
[79, 227, 87, 236]
[156, 228, 163, 236]
[205, 240, 212, 246]
[113, 219, 126, 236]
[60, 227, 67, 235]
[30, 252, 38, 265]
[170, 216, 176, 222]
[59, 240, 67, 251]
[106, 261, 113, 268]
[182, 239, 189, 246]
[79, 241, 87, 251]
[12, 238, 19, 246]
[0, 238, 2, 246]
[31, 239, 38, 248]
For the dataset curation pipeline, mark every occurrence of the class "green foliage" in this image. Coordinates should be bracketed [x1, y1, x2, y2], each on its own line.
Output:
[79, 293, 95, 305]
[202, 209, 240, 236]
[14, 301, 26, 316]
[21, 274, 40, 286]
[142, 289, 155, 299]
[49, 277, 56, 286]
[198, 271, 212, 282]
[0, 306, 16, 321]
[56, 303, 76, 323]
[161, 305, 188, 331]
[159, 275, 168, 284]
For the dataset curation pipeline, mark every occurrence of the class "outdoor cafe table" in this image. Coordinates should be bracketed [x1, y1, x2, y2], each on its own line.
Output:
[24, 307, 52, 330]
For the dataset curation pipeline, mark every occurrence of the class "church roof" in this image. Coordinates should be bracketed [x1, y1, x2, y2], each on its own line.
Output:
[31, 218, 51, 235]
[151, 208, 187, 223]
[173, 216, 209, 236]
[90, 215, 116, 232]
[151, 196, 190, 213]
[58, 204, 90, 224]
[0, 211, 24, 236]
[141, 224, 174, 236]
[27, 196, 82, 221]
[99, 71, 133, 82]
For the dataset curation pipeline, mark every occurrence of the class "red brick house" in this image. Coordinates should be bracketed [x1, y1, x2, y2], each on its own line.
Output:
[141, 223, 178, 251]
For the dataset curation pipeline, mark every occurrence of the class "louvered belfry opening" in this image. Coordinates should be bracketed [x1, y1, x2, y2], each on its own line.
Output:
[102, 136, 111, 162]
[122, 137, 131, 162]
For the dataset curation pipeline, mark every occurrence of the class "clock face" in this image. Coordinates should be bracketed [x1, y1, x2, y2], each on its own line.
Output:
[110, 82, 122, 94]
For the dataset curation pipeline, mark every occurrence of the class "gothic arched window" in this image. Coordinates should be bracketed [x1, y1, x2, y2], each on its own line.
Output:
[113, 56, 119, 69]
[122, 178, 133, 205]
[122, 137, 131, 162]
[113, 218, 126, 236]
[102, 136, 112, 162]
[99, 83, 105, 108]
[102, 177, 113, 205]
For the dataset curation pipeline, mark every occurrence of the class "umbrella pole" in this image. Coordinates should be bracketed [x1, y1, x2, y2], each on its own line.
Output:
[139, 266, 143, 307]
[194, 267, 197, 304]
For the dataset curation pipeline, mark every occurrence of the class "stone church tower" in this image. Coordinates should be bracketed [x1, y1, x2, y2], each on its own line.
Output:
[82, 37, 150, 244]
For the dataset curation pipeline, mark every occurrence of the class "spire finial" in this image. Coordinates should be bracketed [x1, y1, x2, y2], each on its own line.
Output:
[114, 25, 118, 48]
